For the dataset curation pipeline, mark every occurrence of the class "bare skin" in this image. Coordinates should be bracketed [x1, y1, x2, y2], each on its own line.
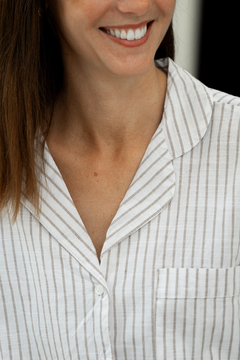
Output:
[48, 67, 167, 261]
[47, 0, 173, 261]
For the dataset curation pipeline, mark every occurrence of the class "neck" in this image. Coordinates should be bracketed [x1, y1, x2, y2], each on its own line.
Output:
[49, 61, 167, 156]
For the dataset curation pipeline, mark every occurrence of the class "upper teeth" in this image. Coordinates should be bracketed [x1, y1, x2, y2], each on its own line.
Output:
[105, 25, 147, 41]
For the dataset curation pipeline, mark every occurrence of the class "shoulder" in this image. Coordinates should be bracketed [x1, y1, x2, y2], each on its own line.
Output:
[155, 58, 240, 158]
[211, 88, 240, 107]
[209, 88, 240, 134]
[210, 88, 240, 124]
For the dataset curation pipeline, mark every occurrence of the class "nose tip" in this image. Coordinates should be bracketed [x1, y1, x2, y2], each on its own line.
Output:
[116, 0, 152, 16]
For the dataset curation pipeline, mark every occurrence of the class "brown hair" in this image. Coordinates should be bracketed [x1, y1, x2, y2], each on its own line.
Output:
[0, 1, 175, 217]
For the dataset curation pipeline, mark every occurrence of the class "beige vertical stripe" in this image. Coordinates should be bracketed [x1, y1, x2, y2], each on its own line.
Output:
[1, 58, 240, 360]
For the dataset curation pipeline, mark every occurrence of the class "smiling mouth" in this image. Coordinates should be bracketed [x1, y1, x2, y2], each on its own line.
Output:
[100, 21, 153, 41]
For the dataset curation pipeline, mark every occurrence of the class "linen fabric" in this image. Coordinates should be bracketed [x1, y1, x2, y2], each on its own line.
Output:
[1, 58, 240, 360]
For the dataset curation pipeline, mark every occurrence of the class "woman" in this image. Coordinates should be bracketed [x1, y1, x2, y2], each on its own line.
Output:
[0, 0, 239, 359]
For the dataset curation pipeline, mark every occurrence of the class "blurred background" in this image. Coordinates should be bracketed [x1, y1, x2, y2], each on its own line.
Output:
[173, 0, 240, 96]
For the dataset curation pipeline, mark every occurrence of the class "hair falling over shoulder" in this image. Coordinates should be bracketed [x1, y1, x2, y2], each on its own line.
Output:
[0, 0, 174, 219]
[0, 0, 62, 218]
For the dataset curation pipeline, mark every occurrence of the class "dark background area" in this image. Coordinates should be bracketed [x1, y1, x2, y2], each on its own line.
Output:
[197, 1, 240, 97]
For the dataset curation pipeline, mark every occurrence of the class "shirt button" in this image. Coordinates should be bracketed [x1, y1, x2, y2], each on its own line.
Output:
[95, 284, 104, 296]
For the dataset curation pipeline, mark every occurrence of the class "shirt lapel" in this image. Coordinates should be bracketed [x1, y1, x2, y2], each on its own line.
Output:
[159, 58, 213, 159]
[21, 58, 214, 265]
[102, 58, 214, 254]
[21, 146, 103, 281]
[102, 126, 175, 255]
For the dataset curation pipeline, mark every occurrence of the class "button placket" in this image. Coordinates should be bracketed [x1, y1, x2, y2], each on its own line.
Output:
[95, 284, 104, 296]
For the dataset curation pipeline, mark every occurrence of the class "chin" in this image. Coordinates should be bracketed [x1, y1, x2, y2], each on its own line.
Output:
[102, 54, 155, 78]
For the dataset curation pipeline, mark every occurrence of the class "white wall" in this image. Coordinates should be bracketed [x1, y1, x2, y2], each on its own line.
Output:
[173, 0, 202, 77]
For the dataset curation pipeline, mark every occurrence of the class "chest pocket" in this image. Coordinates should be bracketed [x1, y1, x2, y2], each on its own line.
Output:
[155, 267, 240, 360]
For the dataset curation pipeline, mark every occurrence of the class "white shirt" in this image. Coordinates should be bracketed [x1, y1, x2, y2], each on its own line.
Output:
[1, 58, 240, 360]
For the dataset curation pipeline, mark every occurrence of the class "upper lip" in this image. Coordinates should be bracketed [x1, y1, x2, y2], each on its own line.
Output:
[101, 21, 151, 31]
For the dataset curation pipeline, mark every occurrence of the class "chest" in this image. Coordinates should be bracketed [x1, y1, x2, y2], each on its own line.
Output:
[54, 153, 143, 261]
[2, 201, 240, 360]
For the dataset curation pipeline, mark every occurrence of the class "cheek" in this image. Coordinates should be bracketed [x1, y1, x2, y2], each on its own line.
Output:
[49, 0, 111, 30]
[155, 0, 176, 17]
[68, 0, 112, 26]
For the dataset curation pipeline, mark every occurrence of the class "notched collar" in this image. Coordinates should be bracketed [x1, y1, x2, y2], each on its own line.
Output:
[155, 58, 214, 159]
[20, 58, 214, 267]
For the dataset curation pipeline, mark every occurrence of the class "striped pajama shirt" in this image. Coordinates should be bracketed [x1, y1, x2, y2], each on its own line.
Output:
[1, 58, 240, 359]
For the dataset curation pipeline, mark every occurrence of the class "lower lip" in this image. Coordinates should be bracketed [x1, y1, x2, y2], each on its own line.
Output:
[100, 22, 153, 48]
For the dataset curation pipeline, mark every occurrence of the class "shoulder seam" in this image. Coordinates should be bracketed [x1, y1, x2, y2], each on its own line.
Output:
[211, 89, 240, 107]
